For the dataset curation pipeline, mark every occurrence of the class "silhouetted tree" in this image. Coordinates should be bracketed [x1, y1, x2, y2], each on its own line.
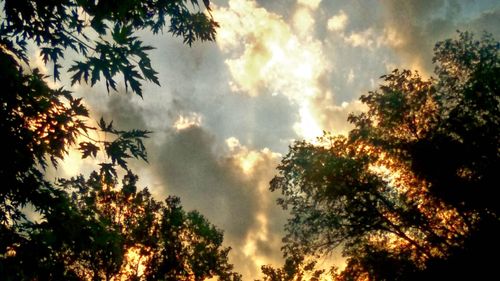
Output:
[267, 31, 499, 280]
[58, 170, 238, 280]
[1, 0, 217, 96]
[259, 255, 326, 281]
[0, 1, 241, 280]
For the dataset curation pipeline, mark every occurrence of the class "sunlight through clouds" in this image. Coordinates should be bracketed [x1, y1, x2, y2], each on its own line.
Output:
[297, 0, 322, 10]
[173, 112, 203, 131]
[22, 0, 500, 279]
[220, 136, 286, 274]
[293, 6, 315, 37]
[155, 1, 499, 279]
[213, 0, 331, 141]
[327, 10, 348, 31]
[241, 213, 271, 272]
[226, 137, 281, 176]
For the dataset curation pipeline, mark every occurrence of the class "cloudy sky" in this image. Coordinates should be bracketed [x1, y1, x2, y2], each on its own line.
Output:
[50, 0, 499, 279]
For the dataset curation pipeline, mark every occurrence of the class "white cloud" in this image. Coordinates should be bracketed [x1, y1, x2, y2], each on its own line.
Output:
[297, 0, 322, 10]
[293, 7, 316, 36]
[344, 28, 376, 48]
[226, 137, 281, 175]
[327, 10, 348, 31]
[173, 112, 203, 131]
[314, 97, 368, 136]
[213, 0, 331, 141]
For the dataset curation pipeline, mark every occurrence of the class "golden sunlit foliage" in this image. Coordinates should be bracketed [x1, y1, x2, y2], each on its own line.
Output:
[264, 31, 500, 281]
[56, 170, 240, 280]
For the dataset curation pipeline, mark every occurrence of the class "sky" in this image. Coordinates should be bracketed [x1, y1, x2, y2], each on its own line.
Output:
[46, 0, 500, 279]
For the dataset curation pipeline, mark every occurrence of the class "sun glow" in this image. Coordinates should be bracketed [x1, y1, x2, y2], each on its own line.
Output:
[294, 102, 323, 142]
[173, 113, 203, 131]
[119, 246, 152, 280]
[213, 0, 330, 142]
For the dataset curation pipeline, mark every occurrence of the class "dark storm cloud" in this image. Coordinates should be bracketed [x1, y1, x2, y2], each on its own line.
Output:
[93, 93, 257, 236]
[101, 93, 148, 130]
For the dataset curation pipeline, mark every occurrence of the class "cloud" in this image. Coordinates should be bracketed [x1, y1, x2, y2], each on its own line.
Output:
[145, 124, 284, 278]
[213, 0, 332, 141]
[466, 7, 500, 37]
[297, 0, 322, 10]
[376, 0, 449, 72]
[292, 6, 316, 37]
[327, 10, 348, 31]
[99, 93, 149, 130]
[376, 0, 500, 74]
[173, 112, 203, 131]
[214, 0, 296, 96]
[343, 28, 377, 49]
[346, 69, 355, 84]
[314, 95, 367, 136]
[151, 126, 255, 237]
[224, 137, 287, 269]
[62, 1, 500, 280]
[214, 0, 329, 98]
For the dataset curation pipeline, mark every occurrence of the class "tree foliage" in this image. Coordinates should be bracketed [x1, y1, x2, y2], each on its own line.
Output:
[0, 0, 241, 280]
[2, 165, 240, 280]
[266, 32, 500, 280]
[259, 255, 326, 281]
[1, 0, 218, 96]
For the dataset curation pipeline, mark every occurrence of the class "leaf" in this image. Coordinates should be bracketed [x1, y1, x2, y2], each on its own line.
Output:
[91, 17, 107, 35]
[99, 163, 117, 185]
[112, 24, 133, 45]
[71, 97, 90, 117]
[69, 61, 91, 85]
[99, 117, 107, 131]
[79, 142, 100, 159]
[122, 65, 143, 96]
[138, 59, 160, 86]
[40, 47, 64, 80]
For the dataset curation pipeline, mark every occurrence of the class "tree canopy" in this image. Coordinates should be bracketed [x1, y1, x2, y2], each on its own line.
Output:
[265, 31, 499, 280]
[0, 0, 241, 280]
[1, 0, 218, 96]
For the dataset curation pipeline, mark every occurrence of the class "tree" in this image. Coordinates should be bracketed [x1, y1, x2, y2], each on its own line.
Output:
[268, 32, 499, 280]
[0, 0, 241, 280]
[259, 256, 326, 281]
[58, 170, 238, 280]
[2, 161, 241, 280]
[1, 0, 218, 96]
